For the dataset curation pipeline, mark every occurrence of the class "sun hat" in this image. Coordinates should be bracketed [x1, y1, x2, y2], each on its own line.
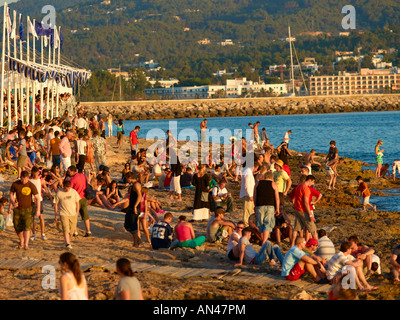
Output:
[275, 160, 284, 168]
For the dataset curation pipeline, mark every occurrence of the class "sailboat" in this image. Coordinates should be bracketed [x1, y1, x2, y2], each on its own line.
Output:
[286, 26, 296, 97]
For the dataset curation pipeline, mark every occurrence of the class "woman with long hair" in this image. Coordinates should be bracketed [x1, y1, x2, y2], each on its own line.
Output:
[114, 258, 143, 300]
[59, 252, 88, 300]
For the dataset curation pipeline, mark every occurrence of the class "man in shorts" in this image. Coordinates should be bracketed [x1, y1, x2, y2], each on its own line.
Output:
[129, 126, 140, 156]
[289, 175, 318, 247]
[281, 236, 328, 284]
[59, 130, 74, 174]
[68, 165, 92, 237]
[325, 140, 338, 190]
[392, 160, 400, 182]
[54, 180, 80, 250]
[9, 170, 41, 250]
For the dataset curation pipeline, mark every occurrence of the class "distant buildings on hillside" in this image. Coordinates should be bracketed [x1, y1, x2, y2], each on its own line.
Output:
[144, 77, 287, 99]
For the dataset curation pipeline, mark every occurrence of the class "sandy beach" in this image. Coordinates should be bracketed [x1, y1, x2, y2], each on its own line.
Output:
[1, 135, 400, 300]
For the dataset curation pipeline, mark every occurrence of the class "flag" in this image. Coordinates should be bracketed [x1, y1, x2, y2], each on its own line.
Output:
[35, 21, 53, 36]
[27, 17, 38, 39]
[4, 3, 12, 34]
[10, 10, 16, 39]
[18, 15, 24, 41]
[50, 26, 59, 48]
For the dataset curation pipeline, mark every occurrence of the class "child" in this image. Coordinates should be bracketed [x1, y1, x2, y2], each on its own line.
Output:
[356, 176, 376, 212]
[30, 166, 47, 240]
[0, 197, 9, 232]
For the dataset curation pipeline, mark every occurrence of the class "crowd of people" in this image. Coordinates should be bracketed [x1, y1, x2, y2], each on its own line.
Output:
[1, 109, 399, 301]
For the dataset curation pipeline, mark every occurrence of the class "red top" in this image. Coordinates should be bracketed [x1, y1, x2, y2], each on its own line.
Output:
[292, 183, 311, 213]
[130, 130, 138, 146]
[70, 173, 87, 199]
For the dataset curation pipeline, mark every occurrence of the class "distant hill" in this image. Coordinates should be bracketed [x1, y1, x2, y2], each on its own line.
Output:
[3, 0, 400, 78]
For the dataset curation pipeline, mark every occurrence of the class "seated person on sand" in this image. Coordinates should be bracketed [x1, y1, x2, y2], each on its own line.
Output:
[133, 157, 150, 185]
[206, 207, 236, 243]
[87, 176, 115, 210]
[314, 229, 336, 263]
[281, 236, 329, 284]
[247, 213, 263, 245]
[270, 212, 293, 245]
[105, 180, 121, 205]
[180, 166, 194, 188]
[326, 241, 378, 291]
[226, 221, 245, 261]
[121, 162, 131, 184]
[234, 228, 284, 267]
[348, 235, 376, 279]
[211, 178, 233, 213]
[150, 212, 174, 250]
[380, 163, 391, 179]
[170, 215, 206, 249]
[302, 238, 329, 274]
[304, 149, 322, 174]
[390, 242, 400, 284]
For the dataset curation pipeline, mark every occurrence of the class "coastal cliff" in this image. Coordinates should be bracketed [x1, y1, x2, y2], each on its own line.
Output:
[82, 94, 400, 120]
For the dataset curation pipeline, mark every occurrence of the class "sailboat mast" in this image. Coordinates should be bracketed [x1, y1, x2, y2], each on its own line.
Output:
[289, 26, 295, 95]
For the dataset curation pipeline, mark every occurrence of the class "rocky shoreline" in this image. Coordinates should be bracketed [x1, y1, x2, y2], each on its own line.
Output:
[82, 94, 400, 120]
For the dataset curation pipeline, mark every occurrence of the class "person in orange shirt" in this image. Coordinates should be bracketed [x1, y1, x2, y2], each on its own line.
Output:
[289, 175, 317, 246]
[50, 130, 62, 168]
[356, 176, 376, 212]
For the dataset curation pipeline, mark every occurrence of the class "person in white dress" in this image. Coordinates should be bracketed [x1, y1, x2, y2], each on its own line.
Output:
[59, 252, 88, 300]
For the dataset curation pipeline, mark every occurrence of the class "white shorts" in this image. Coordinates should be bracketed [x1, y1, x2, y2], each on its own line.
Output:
[393, 161, 400, 175]
[361, 196, 370, 205]
[61, 157, 71, 171]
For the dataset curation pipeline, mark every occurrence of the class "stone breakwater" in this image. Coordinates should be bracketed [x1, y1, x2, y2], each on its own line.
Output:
[82, 94, 400, 120]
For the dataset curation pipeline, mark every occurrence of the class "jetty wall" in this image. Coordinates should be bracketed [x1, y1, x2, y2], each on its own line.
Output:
[82, 94, 400, 120]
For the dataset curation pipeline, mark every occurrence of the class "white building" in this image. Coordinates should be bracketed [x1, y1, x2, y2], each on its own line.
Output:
[144, 77, 287, 99]
[147, 78, 179, 88]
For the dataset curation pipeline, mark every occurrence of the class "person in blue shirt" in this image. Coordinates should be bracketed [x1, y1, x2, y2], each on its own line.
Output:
[151, 212, 174, 250]
[281, 236, 329, 284]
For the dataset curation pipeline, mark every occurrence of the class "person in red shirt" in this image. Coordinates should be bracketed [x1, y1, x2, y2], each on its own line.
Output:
[355, 176, 376, 212]
[288, 175, 317, 246]
[129, 126, 140, 157]
[68, 166, 92, 237]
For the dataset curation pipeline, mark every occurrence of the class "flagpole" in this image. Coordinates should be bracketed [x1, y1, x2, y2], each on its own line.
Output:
[13, 10, 17, 125]
[0, 3, 7, 128]
[7, 20, 11, 131]
[40, 34, 44, 123]
[25, 16, 30, 125]
[31, 18, 36, 126]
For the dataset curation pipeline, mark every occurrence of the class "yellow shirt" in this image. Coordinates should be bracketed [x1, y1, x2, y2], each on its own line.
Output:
[274, 170, 290, 193]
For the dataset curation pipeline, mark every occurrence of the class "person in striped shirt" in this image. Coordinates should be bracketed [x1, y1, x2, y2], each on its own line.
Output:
[315, 229, 336, 262]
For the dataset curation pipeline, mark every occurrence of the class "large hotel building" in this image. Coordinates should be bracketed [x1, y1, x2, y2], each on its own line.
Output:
[309, 68, 400, 95]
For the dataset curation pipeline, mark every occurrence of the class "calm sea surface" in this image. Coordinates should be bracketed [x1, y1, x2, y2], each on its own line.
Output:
[111, 110, 400, 211]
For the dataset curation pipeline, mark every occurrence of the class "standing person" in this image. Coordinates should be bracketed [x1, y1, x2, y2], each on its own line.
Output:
[375, 140, 385, 178]
[107, 114, 113, 137]
[76, 133, 88, 172]
[49, 130, 62, 168]
[99, 116, 106, 138]
[326, 140, 339, 190]
[85, 132, 95, 171]
[16, 130, 29, 179]
[393, 159, 400, 182]
[283, 130, 292, 147]
[9, 171, 40, 250]
[30, 167, 47, 241]
[289, 175, 318, 246]
[92, 130, 107, 172]
[54, 180, 80, 250]
[239, 164, 255, 228]
[74, 112, 88, 133]
[59, 130, 74, 174]
[191, 164, 211, 221]
[59, 252, 88, 300]
[129, 126, 140, 157]
[355, 176, 376, 212]
[123, 172, 142, 247]
[260, 128, 268, 148]
[253, 121, 261, 150]
[69, 166, 92, 237]
[254, 171, 280, 244]
[273, 159, 292, 213]
[114, 258, 144, 300]
[200, 119, 207, 146]
[151, 212, 174, 250]
[277, 142, 292, 176]
[115, 119, 124, 148]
